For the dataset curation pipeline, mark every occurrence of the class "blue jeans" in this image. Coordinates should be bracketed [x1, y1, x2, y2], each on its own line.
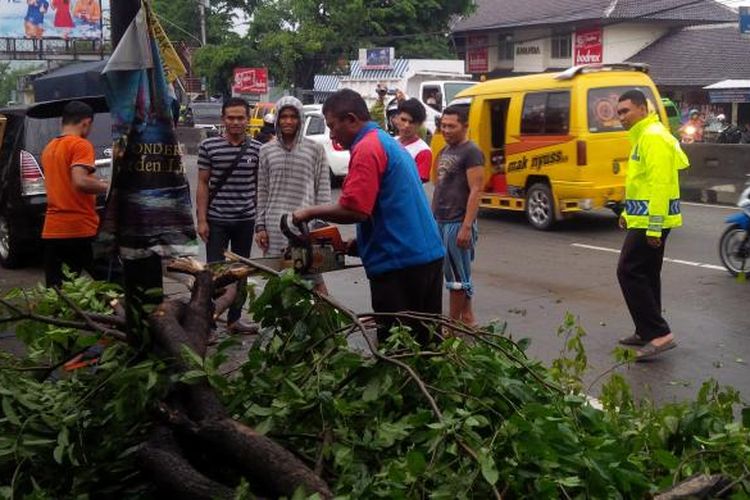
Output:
[206, 219, 254, 324]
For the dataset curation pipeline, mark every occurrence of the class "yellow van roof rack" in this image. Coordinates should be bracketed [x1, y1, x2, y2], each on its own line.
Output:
[555, 63, 650, 80]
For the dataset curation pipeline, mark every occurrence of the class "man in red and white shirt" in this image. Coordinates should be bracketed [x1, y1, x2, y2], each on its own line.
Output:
[396, 98, 432, 183]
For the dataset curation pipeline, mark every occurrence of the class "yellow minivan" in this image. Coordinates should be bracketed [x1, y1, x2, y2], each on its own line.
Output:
[247, 102, 276, 138]
[431, 63, 668, 229]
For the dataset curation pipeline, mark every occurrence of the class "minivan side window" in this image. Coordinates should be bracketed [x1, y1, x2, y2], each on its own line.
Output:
[521, 91, 570, 135]
[306, 115, 326, 136]
[588, 86, 657, 133]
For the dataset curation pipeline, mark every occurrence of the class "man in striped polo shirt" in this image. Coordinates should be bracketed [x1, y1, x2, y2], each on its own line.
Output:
[196, 97, 260, 334]
[255, 96, 331, 293]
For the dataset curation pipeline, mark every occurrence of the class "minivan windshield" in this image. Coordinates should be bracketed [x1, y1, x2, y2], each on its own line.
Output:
[444, 82, 475, 104]
[587, 86, 657, 133]
[24, 112, 113, 157]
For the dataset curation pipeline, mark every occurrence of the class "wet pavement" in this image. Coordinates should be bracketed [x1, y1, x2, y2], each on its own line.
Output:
[2, 155, 748, 404]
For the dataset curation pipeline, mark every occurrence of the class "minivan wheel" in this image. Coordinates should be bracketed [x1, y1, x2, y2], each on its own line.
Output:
[526, 183, 556, 230]
[0, 215, 24, 269]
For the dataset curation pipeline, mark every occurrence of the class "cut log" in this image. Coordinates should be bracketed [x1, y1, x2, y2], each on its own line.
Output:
[138, 426, 234, 500]
[655, 474, 732, 499]
[183, 418, 333, 498]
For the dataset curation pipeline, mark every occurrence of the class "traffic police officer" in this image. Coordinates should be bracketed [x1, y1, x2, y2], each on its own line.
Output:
[615, 89, 689, 361]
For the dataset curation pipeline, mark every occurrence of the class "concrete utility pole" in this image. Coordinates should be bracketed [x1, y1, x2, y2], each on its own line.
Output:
[198, 0, 208, 46]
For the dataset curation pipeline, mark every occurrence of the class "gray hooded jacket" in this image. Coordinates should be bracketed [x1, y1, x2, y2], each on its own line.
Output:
[256, 96, 332, 256]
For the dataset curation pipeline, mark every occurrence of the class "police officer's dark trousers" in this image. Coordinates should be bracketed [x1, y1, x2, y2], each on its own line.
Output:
[617, 228, 671, 341]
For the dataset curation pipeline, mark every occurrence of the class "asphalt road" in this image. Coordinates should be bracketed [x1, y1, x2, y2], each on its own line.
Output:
[2, 155, 749, 403]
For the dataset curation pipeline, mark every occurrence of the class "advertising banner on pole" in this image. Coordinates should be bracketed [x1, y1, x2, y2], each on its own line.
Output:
[574, 28, 603, 65]
[358, 48, 395, 70]
[232, 67, 269, 94]
[99, 2, 197, 260]
[466, 35, 489, 74]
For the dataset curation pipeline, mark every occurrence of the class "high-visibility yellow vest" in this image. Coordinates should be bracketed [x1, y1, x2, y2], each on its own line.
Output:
[624, 114, 689, 237]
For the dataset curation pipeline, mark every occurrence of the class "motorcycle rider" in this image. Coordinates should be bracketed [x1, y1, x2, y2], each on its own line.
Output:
[716, 114, 742, 144]
[679, 109, 703, 144]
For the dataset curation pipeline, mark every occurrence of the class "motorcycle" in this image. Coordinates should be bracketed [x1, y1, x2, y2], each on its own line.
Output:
[680, 124, 698, 144]
[717, 123, 742, 144]
[718, 177, 750, 276]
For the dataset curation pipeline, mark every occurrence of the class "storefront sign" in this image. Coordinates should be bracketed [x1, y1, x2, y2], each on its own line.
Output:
[466, 35, 489, 74]
[709, 89, 750, 103]
[575, 28, 603, 65]
[232, 67, 268, 94]
[516, 45, 541, 55]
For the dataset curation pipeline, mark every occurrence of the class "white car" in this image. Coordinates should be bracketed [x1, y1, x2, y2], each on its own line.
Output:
[303, 105, 350, 186]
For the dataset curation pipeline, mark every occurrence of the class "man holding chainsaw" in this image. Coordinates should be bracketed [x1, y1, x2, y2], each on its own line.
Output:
[255, 96, 332, 293]
[293, 89, 445, 344]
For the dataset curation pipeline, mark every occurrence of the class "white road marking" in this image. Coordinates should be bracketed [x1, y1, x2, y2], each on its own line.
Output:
[571, 243, 726, 272]
[681, 201, 739, 211]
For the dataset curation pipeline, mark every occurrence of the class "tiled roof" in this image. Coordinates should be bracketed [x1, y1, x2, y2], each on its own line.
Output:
[313, 74, 341, 93]
[453, 0, 735, 34]
[344, 58, 411, 81]
[627, 25, 750, 87]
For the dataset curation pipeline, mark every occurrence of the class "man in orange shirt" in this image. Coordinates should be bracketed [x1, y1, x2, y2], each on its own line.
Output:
[41, 101, 108, 287]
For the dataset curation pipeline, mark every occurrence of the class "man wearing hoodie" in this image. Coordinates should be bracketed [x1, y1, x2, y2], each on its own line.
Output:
[255, 96, 332, 293]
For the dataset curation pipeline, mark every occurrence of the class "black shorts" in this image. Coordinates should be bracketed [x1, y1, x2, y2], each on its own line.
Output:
[43, 237, 95, 288]
[369, 258, 443, 345]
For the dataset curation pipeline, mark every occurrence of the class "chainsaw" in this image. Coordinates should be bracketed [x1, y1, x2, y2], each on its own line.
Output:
[254, 214, 358, 274]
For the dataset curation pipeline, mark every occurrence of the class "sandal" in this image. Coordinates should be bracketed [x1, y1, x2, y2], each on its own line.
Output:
[635, 339, 676, 362]
[618, 334, 648, 346]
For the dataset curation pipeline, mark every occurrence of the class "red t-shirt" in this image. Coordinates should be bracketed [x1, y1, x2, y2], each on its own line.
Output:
[41, 135, 99, 239]
[399, 136, 432, 182]
[339, 129, 388, 216]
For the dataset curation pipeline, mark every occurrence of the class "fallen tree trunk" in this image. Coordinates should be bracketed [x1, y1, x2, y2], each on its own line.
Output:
[137, 258, 332, 499]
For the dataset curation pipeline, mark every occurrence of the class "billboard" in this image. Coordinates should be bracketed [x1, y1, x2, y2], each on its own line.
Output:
[359, 47, 394, 70]
[466, 35, 489, 74]
[232, 67, 268, 94]
[0, 0, 109, 40]
[575, 28, 603, 65]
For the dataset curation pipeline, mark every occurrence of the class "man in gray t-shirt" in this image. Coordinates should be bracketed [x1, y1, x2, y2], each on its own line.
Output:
[433, 106, 485, 324]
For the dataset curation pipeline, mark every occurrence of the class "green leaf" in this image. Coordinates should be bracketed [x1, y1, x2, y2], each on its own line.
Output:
[663, 416, 679, 434]
[742, 406, 750, 428]
[362, 378, 380, 402]
[406, 450, 427, 475]
[283, 378, 304, 399]
[146, 370, 159, 390]
[180, 370, 207, 383]
[556, 476, 582, 488]
[180, 345, 204, 369]
[2, 397, 21, 426]
[478, 450, 498, 486]
[653, 449, 679, 470]
[247, 404, 274, 417]
[53, 443, 64, 464]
